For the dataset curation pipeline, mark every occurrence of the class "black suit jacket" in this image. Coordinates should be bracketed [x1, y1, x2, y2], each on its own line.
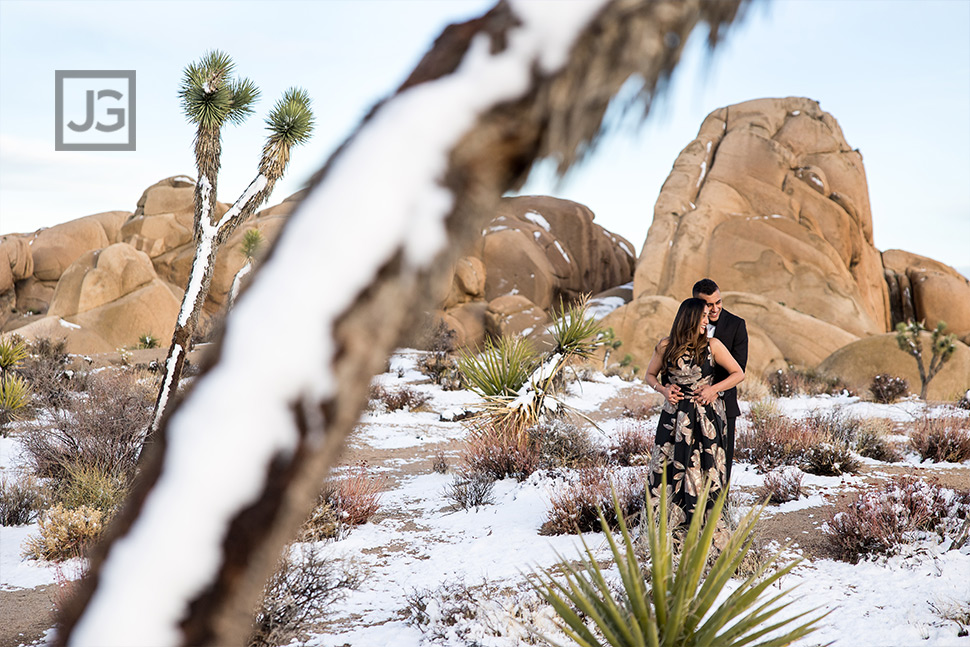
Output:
[712, 308, 748, 419]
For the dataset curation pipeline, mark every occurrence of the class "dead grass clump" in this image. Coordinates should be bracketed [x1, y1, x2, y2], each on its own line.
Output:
[800, 441, 859, 476]
[869, 374, 909, 404]
[853, 418, 904, 463]
[823, 476, 968, 563]
[22, 504, 105, 562]
[462, 420, 542, 482]
[0, 474, 45, 526]
[540, 467, 646, 535]
[757, 467, 804, 505]
[910, 414, 970, 463]
[299, 499, 340, 542]
[369, 384, 430, 412]
[930, 599, 970, 638]
[330, 462, 385, 526]
[431, 450, 449, 474]
[250, 543, 360, 647]
[607, 420, 655, 466]
[404, 579, 493, 642]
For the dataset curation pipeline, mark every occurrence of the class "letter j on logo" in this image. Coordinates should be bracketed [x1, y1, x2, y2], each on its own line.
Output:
[55, 70, 136, 151]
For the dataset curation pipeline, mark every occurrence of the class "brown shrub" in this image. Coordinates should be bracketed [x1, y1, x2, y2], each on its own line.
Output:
[540, 467, 646, 535]
[823, 476, 967, 563]
[736, 412, 815, 472]
[330, 462, 385, 526]
[462, 419, 542, 481]
[854, 419, 904, 463]
[607, 420, 655, 467]
[22, 504, 105, 562]
[369, 384, 431, 412]
[758, 468, 803, 505]
[910, 415, 970, 463]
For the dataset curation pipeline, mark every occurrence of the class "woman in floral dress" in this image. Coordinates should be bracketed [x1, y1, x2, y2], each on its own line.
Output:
[643, 298, 745, 527]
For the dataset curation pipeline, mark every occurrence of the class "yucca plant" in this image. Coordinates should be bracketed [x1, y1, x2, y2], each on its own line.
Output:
[458, 335, 540, 398]
[0, 373, 32, 432]
[241, 228, 265, 261]
[531, 477, 826, 647]
[0, 335, 29, 373]
[552, 295, 604, 360]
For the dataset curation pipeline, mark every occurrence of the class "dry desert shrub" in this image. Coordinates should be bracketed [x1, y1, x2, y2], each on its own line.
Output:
[20, 369, 154, 487]
[0, 474, 45, 526]
[757, 467, 804, 505]
[607, 420, 655, 466]
[736, 409, 815, 472]
[250, 543, 360, 647]
[368, 384, 430, 412]
[329, 462, 385, 526]
[540, 467, 646, 535]
[299, 498, 340, 542]
[445, 472, 495, 510]
[431, 450, 449, 474]
[530, 419, 600, 469]
[823, 476, 969, 563]
[853, 418, 904, 462]
[869, 373, 909, 403]
[910, 414, 970, 463]
[737, 373, 771, 402]
[461, 419, 542, 482]
[22, 504, 105, 562]
[767, 367, 852, 398]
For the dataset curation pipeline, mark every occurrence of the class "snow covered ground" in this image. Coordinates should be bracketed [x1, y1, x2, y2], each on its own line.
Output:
[2, 349, 969, 646]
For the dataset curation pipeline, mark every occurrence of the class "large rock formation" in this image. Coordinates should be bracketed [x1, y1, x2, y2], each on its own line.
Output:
[635, 97, 889, 338]
[430, 195, 637, 349]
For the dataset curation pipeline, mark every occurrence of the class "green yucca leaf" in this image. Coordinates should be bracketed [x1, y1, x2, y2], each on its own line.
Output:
[0, 335, 29, 372]
[226, 77, 260, 125]
[457, 336, 539, 398]
[532, 475, 826, 647]
[551, 295, 603, 359]
[0, 373, 32, 422]
[265, 87, 314, 147]
[241, 228, 264, 260]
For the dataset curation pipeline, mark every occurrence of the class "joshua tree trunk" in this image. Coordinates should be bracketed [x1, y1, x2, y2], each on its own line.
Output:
[59, 2, 747, 644]
[150, 174, 272, 434]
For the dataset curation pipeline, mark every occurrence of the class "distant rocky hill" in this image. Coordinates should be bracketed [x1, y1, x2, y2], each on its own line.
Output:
[1, 97, 967, 398]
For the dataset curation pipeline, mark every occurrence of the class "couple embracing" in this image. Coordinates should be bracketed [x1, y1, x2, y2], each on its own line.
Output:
[643, 279, 748, 528]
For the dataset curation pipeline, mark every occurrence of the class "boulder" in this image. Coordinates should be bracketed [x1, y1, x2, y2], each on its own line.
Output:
[48, 243, 158, 317]
[484, 294, 550, 341]
[882, 249, 970, 341]
[818, 333, 970, 401]
[437, 301, 489, 350]
[480, 196, 636, 310]
[132, 176, 196, 216]
[69, 280, 180, 349]
[0, 236, 34, 290]
[721, 292, 859, 369]
[14, 277, 56, 315]
[30, 217, 111, 281]
[635, 97, 890, 338]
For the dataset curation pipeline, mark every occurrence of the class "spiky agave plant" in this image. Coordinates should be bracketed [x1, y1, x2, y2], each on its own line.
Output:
[532, 477, 827, 647]
[0, 373, 32, 430]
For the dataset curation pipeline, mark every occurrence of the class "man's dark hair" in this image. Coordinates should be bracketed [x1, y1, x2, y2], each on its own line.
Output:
[692, 278, 719, 297]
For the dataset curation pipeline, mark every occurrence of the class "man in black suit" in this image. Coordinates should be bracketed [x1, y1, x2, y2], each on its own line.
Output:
[691, 278, 748, 486]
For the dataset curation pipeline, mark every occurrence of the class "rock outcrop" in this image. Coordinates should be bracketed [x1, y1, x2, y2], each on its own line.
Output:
[882, 249, 970, 344]
[431, 195, 637, 348]
[635, 97, 889, 338]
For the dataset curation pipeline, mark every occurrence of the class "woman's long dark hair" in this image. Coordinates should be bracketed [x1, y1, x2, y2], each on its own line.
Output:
[661, 297, 709, 369]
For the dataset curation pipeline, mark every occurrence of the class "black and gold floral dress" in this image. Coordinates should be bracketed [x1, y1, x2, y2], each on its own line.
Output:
[648, 347, 727, 527]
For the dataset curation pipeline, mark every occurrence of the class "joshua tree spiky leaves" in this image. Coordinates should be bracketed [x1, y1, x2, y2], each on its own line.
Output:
[60, 2, 750, 645]
[150, 53, 314, 435]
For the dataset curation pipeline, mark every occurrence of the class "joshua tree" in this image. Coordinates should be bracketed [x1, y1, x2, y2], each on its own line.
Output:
[150, 51, 314, 434]
[60, 3, 751, 644]
[895, 319, 957, 399]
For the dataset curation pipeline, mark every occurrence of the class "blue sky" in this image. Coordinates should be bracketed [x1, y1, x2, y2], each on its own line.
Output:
[1, 0, 968, 273]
